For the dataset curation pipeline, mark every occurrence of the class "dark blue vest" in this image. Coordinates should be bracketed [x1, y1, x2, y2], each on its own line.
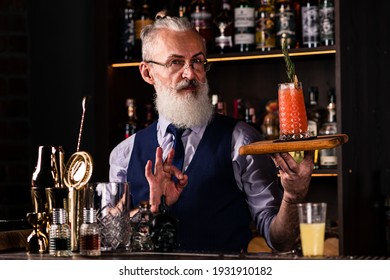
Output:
[127, 114, 252, 252]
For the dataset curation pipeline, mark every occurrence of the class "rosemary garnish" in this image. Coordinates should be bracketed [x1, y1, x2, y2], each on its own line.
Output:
[282, 40, 299, 88]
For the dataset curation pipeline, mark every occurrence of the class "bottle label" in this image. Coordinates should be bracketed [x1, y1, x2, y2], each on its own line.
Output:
[319, 6, 335, 42]
[215, 33, 233, 49]
[320, 154, 337, 167]
[234, 8, 255, 28]
[275, 8, 295, 47]
[256, 12, 276, 49]
[302, 6, 320, 45]
[234, 7, 255, 45]
[191, 11, 212, 29]
[308, 120, 318, 136]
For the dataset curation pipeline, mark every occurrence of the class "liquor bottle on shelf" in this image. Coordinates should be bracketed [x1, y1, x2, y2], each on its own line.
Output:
[306, 86, 327, 169]
[319, 0, 335, 46]
[120, 0, 136, 60]
[233, 98, 246, 121]
[214, 0, 234, 54]
[189, 0, 214, 52]
[124, 98, 139, 139]
[143, 103, 156, 128]
[178, 0, 189, 19]
[261, 99, 279, 140]
[134, 0, 154, 58]
[301, 0, 320, 48]
[255, 0, 276, 51]
[211, 93, 219, 112]
[244, 107, 258, 130]
[216, 101, 228, 115]
[275, 0, 296, 49]
[319, 89, 337, 169]
[292, 0, 302, 48]
[234, 0, 256, 52]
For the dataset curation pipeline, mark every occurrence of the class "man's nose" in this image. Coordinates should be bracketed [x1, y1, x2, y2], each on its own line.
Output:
[181, 63, 196, 80]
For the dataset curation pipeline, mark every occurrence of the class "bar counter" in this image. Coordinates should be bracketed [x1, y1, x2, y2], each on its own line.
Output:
[1, 249, 388, 260]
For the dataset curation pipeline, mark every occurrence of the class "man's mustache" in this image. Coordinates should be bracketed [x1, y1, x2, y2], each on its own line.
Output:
[175, 79, 200, 90]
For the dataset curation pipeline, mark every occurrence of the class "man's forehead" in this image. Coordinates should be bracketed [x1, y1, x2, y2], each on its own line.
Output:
[153, 29, 205, 56]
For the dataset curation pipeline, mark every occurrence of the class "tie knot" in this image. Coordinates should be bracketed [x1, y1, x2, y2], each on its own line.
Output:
[167, 124, 185, 139]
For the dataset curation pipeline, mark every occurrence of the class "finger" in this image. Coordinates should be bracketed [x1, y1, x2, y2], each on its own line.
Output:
[303, 150, 315, 162]
[154, 147, 164, 172]
[166, 148, 175, 165]
[178, 174, 188, 188]
[272, 153, 285, 170]
[169, 165, 185, 180]
[145, 160, 153, 179]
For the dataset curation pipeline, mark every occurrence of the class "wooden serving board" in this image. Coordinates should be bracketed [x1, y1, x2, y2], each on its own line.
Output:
[239, 134, 349, 155]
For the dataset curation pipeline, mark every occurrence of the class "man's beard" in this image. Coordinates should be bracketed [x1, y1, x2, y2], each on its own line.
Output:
[154, 78, 214, 129]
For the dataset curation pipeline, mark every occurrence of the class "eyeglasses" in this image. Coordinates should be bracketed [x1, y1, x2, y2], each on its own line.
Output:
[146, 58, 211, 73]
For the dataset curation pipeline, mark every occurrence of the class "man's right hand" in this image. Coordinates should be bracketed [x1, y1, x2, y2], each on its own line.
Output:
[145, 147, 188, 212]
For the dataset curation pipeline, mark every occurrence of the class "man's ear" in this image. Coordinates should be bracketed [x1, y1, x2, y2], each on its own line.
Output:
[139, 62, 155, 85]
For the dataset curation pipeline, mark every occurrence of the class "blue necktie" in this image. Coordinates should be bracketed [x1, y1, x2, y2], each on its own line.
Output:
[167, 124, 185, 173]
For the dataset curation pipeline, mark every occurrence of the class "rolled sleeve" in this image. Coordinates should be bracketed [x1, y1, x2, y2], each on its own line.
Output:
[232, 122, 282, 249]
[109, 135, 135, 183]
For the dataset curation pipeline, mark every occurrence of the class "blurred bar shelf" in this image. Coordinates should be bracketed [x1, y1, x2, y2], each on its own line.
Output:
[110, 46, 337, 68]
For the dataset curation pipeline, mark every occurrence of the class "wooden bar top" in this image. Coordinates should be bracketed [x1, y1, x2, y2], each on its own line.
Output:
[0, 249, 388, 260]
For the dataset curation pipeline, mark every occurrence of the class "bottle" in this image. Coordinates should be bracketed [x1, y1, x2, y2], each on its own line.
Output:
[245, 107, 258, 130]
[49, 208, 72, 257]
[134, 0, 154, 58]
[150, 195, 177, 252]
[178, 0, 189, 19]
[261, 100, 279, 140]
[306, 86, 327, 168]
[234, 0, 256, 52]
[189, 0, 214, 52]
[120, 0, 136, 60]
[131, 201, 154, 252]
[216, 101, 228, 115]
[214, 0, 234, 54]
[233, 98, 246, 120]
[211, 93, 219, 112]
[319, 89, 337, 169]
[143, 103, 155, 128]
[275, 0, 296, 49]
[292, 0, 302, 48]
[319, 0, 335, 46]
[79, 208, 101, 256]
[125, 98, 139, 139]
[301, 0, 320, 48]
[255, 0, 276, 51]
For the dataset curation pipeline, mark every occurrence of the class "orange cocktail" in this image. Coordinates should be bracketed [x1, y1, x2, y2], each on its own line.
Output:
[278, 82, 309, 140]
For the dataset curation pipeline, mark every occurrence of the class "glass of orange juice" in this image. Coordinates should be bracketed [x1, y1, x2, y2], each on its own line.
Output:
[297, 202, 327, 257]
[278, 82, 310, 141]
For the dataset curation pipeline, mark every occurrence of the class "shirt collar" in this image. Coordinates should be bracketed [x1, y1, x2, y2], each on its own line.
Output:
[157, 116, 204, 136]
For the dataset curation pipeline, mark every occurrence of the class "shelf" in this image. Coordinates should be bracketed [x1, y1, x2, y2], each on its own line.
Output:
[110, 46, 336, 68]
[312, 171, 338, 177]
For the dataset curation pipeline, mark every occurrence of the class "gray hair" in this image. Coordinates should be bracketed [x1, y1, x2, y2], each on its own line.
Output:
[140, 16, 205, 61]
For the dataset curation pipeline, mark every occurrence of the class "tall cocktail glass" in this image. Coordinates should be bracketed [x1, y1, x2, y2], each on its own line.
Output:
[278, 82, 310, 141]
